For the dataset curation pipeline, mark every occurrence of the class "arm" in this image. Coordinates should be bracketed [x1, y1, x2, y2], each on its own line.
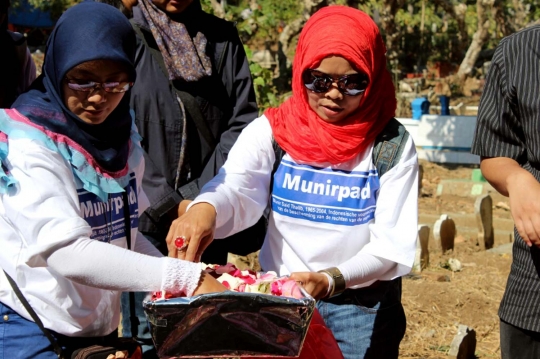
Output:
[480, 157, 540, 247]
[3, 140, 224, 296]
[166, 117, 274, 261]
[291, 137, 419, 299]
[470, 39, 540, 246]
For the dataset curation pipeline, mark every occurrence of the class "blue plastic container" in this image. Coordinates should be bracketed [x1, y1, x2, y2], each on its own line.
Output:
[439, 95, 450, 115]
[411, 97, 430, 120]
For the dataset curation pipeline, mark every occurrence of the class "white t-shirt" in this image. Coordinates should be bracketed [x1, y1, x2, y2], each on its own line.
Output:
[0, 110, 201, 336]
[194, 116, 418, 288]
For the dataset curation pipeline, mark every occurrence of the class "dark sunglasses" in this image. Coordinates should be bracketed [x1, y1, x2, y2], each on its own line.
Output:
[302, 69, 369, 96]
[65, 79, 134, 93]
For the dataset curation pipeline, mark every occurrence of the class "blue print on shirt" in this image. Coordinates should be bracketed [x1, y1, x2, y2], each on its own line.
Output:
[272, 160, 380, 226]
[77, 174, 139, 242]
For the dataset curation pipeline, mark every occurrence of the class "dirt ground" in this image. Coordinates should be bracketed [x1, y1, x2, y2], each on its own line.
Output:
[400, 160, 513, 359]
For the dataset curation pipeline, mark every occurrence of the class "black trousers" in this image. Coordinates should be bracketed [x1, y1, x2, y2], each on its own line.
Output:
[500, 319, 540, 359]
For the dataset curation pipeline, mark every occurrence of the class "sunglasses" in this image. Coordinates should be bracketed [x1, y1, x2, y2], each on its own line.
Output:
[65, 79, 134, 93]
[302, 69, 369, 96]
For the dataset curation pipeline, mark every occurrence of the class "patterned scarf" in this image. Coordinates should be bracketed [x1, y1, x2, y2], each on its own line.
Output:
[138, 0, 212, 82]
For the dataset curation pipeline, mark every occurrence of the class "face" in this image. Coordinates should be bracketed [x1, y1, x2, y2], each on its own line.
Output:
[151, 0, 193, 14]
[305, 56, 365, 124]
[62, 60, 131, 125]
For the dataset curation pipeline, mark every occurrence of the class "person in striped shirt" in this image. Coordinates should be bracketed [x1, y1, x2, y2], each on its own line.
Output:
[472, 25, 540, 359]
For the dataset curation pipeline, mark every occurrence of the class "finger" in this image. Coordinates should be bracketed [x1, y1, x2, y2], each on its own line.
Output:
[165, 220, 178, 255]
[515, 220, 532, 247]
[174, 235, 190, 261]
[522, 218, 540, 246]
[184, 230, 205, 262]
[195, 234, 215, 262]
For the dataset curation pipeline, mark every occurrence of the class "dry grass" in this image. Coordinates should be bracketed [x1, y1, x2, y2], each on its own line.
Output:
[400, 252, 510, 358]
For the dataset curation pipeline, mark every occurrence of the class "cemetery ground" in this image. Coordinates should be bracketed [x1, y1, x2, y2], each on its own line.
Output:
[399, 160, 513, 359]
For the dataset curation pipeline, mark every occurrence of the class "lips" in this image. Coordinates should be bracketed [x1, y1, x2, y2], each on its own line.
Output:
[321, 105, 343, 117]
[83, 108, 105, 116]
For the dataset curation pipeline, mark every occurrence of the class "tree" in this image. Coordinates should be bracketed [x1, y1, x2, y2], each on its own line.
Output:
[457, 0, 500, 80]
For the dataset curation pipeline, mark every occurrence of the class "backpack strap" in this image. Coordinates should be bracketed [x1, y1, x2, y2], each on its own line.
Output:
[269, 136, 285, 193]
[372, 118, 409, 178]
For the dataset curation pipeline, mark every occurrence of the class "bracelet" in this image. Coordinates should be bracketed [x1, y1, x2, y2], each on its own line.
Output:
[317, 267, 346, 298]
[319, 271, 334, 299]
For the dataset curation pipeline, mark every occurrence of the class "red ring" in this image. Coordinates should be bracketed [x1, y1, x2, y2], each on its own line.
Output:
[174, 236, 189, 251]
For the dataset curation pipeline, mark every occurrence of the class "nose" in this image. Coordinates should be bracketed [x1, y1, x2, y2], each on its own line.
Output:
[324, 82, 343, 100]
[86, 86, 107, 104]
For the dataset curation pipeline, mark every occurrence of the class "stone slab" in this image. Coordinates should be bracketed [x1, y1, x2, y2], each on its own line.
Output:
[487, 243, 513, 255]
[436, 180, 506, 201]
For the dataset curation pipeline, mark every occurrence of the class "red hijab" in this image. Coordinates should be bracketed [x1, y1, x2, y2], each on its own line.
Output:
[266, 6, 396, 165]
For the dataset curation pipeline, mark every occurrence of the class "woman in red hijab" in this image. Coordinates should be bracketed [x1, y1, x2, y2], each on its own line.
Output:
[166, 6, 418, 358]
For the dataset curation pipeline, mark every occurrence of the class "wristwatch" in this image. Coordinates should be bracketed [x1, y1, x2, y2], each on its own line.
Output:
[318, 267, 346, 298]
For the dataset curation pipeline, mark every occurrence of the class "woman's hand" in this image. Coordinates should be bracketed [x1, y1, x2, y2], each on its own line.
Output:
[166, 202, 217, 262]
[177, 199, 192, 217]
[289, 272, 329, 300]
[192, 271, 228, 295]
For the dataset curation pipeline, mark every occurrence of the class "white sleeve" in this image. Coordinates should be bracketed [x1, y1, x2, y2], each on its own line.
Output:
[3, 140, 200, 295]
[47, 239, 200, 295]
[337, 136, 418, 285]
[191, 117, 275, 238]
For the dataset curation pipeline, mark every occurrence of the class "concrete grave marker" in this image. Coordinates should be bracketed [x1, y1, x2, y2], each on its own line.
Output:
[433, 214, 456, 254]
[448, 324, 476, 359]
[413, 225, 430, 272]
[418, 164, 424, 196]
[475, 194, 494, 250]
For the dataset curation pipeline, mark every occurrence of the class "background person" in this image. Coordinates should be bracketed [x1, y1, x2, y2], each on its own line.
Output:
[0, 3, 225, 358]
[124, 0, 264, 355]
[0, 0, 36, 107]
[472, 25, 540, 359]
[166, 6, 418, 359]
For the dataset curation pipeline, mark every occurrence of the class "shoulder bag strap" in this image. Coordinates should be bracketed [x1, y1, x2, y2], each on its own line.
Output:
[3, 270, 64, 358]
[122, 191, 141, 339]
[130, 21, 217, 150]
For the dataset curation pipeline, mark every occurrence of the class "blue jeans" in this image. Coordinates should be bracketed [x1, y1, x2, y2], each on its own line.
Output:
[121, 291, 157, 359]
[0, 301, 118, 359]
[316, 278, 406, 359]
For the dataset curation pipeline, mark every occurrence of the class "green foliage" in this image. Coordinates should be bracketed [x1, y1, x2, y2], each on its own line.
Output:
[21, 0, 78, 20]
[244, 45, 281, 113]
[201, 0, 301, 43]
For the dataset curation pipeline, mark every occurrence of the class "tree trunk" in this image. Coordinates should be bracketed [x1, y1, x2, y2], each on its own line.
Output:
[456, 0, 495, 80]
[432, 0, 469, 58]
[277, 0, 331, 56]
[208, 0, 225, 18]
[380, 0, 406, 62]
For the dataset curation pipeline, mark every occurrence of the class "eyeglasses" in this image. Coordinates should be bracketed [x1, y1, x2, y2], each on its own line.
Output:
[65, 79, 134, 93]
[302, 69, 369, 96]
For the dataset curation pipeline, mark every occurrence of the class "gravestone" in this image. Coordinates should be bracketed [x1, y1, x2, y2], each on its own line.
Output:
[475, 194, 494, 250]
[448, 324, 476, 359]
[418, 163, 424, 196]
[433, 214, 456, 254]
[413, 225, 430, 272]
